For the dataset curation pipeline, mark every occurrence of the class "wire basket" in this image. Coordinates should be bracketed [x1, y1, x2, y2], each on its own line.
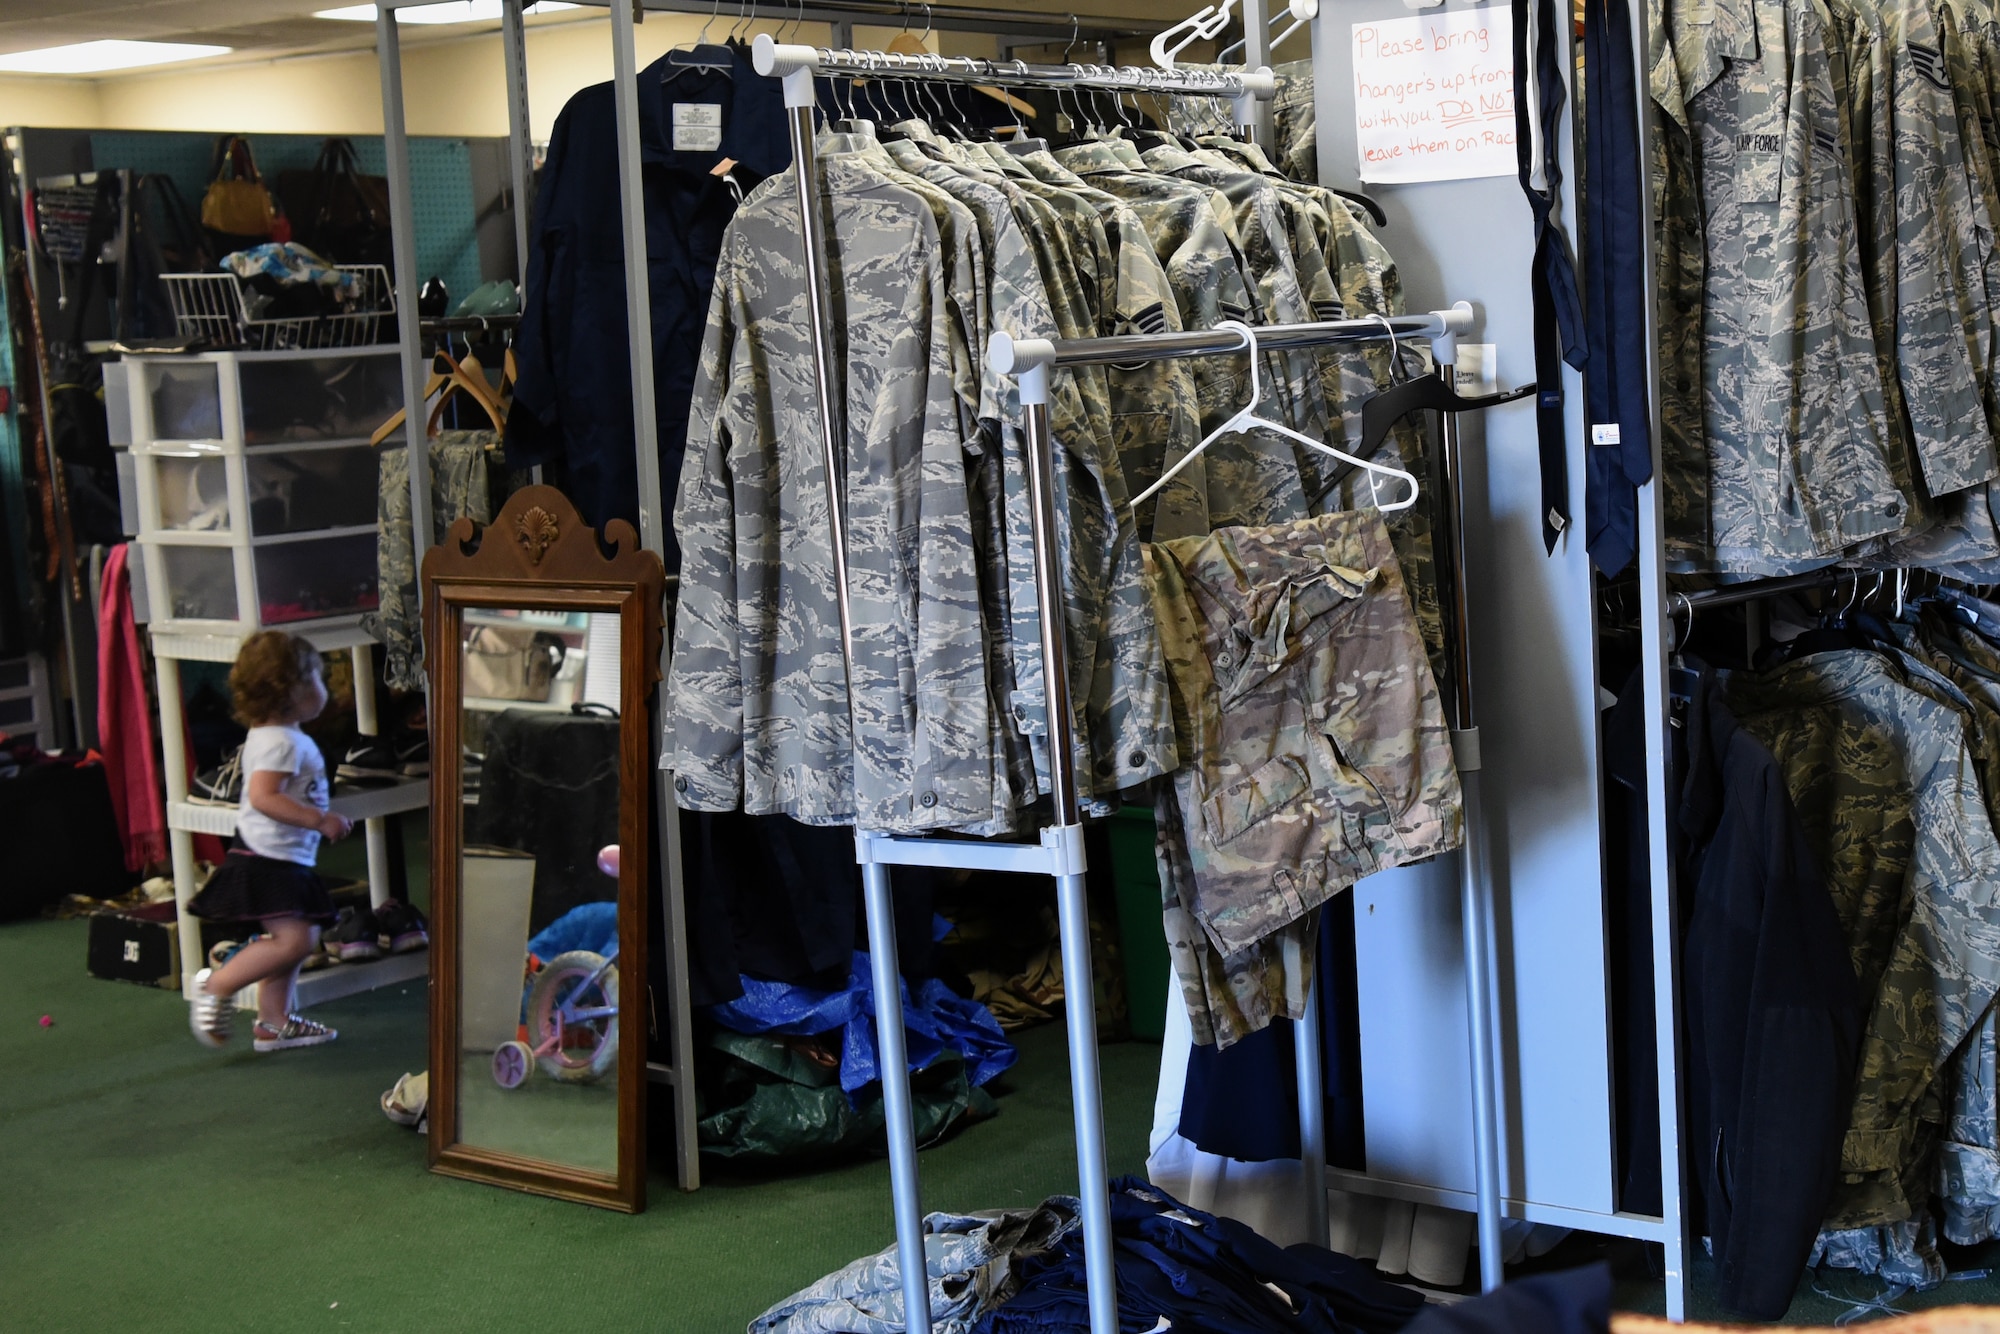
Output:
[161, 265, 396, 351]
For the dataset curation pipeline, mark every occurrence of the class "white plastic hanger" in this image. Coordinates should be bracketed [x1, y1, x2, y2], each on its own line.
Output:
[1219, 0, 1319, 62]
[1151, 0, 1239, 70]
[1128, 320, 1421, 514]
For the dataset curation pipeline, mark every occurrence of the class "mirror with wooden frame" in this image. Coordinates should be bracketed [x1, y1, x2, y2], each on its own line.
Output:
[421, 485, 661, 1212]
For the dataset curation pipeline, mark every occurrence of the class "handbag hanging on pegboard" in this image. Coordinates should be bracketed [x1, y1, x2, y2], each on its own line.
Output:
[278, 137, 394, 268]
[463, 626, 567, 703]
[200, 135, 282, 256]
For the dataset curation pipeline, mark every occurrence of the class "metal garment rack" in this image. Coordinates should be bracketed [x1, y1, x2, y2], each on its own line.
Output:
[993, 304, 1510, 1295]
[752, 36, 1280, 1334]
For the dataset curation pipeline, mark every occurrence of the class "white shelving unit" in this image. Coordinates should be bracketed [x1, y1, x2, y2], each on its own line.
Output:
[117, 346, 430, 1000]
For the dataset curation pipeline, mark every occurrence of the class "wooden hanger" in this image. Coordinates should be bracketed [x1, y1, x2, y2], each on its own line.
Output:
[427, 350, 507, 435]
[369, 350, 506, 446]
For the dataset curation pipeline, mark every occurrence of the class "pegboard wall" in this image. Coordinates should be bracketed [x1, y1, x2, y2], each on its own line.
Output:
[0, 226, 31, 645]
[88, 132, 483, 302]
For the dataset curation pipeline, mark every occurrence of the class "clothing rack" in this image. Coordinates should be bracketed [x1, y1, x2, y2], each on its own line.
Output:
[994, 302, 1514, 1296]
[759, 28, 1493, 1328]
[755, 37, 1278, 1334]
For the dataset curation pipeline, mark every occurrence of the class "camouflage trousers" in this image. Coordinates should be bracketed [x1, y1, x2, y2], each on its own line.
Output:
[363, 430, 518, 692]
[1148, 510, 1463, 1047]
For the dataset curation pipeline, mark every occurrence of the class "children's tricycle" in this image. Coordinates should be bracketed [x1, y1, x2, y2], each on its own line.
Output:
[491, 845, 621, 1089]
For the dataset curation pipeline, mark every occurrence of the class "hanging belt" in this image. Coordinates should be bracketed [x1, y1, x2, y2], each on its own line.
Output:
[1514, 0, 1589, 553]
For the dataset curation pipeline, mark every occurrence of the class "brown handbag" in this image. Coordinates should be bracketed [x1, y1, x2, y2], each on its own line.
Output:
[200, 136, 276, 248]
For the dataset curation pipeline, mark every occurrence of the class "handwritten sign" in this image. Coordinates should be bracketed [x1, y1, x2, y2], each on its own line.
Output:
[1352, 8, 1516, 184]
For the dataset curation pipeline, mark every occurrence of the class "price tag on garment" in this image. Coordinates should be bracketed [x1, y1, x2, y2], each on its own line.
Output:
[1352, 7, 1516, 184]
[672, 102, 724, 153]
[1591, 423, 1622, 446]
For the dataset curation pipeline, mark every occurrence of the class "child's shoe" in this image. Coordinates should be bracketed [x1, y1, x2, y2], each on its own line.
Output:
[188, 968, 232, 1048]
[324, 906, 382, 962]
[252, 1014, 338, 1052]
[375, 901, 429, 954]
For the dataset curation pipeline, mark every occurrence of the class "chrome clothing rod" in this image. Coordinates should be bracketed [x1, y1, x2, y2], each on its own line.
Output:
[754, 33, 1277, 102]
[991, 305, 1472, 371]
[1669, 569, 1844, 616]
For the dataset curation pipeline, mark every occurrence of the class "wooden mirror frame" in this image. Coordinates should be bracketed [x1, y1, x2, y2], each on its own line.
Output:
[421, 485, 663, 1212]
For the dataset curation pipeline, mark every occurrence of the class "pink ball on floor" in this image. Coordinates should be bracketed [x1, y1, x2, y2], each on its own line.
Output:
[39, 1015, 52, 1028]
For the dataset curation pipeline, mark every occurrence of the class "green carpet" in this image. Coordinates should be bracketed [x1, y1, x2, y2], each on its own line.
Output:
[0, 915, 1159, 1333]
[10, 891, 2000, 1329]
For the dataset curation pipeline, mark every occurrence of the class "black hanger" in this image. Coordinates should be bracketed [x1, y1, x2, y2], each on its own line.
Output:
[1356, 371, 1535, 458]
[1329, 187, 1389, 228]
[1309, 371, 1530, 510]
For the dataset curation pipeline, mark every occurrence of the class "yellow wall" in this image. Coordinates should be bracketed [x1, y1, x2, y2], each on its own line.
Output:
[1, 13, 1054, 139]
[0, 76, 102, 128]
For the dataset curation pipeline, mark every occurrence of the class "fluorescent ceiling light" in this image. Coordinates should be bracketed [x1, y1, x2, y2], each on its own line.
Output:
[315, 1, 579, 22]
[0, 40, 232, 74]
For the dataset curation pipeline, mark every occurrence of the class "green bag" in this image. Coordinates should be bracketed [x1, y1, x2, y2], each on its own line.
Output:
[696, 1029, 996, 1163]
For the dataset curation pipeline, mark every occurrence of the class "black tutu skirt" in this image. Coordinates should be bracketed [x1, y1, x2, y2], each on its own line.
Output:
[188, 849, 337, 925]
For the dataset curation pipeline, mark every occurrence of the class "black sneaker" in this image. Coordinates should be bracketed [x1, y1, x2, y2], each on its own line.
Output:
[189, 748, 243, 806]
[323, 906, 383, 962]
[375, 900, 429, 954]
[336, 738, 400, 783]
[395, 734, 431, 777]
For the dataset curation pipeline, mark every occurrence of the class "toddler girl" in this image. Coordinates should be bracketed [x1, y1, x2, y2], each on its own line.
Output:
[187, 631, 352, 1052]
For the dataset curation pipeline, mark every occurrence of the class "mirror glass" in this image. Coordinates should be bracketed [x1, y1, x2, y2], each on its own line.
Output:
[454, 607, 625, 1176]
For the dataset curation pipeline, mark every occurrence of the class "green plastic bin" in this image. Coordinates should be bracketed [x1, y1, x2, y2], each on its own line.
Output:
[1106, 804, 1171, 1039]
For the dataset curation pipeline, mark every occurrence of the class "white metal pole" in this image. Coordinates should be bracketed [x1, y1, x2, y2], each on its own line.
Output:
[500, 0, 536, 296]
[1239, 0, 1276, 146]
[376, 6, 434, 620]
[611, 0, 704, 1196]
[350, 642, 393, 911]
[1628, 0, 1689, 1308]
[158, 654, 204, 995]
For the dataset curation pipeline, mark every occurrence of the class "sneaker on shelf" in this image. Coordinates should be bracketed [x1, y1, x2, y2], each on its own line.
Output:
[323, 906, 383, 962]
[253, 1013, 337, 1053]
[189, 748, 244, 807]
[188, 968, 233, 1048]
[336, 737, 401, 783]
[374, 901, 430, 954]
[395, 734, 431, 777]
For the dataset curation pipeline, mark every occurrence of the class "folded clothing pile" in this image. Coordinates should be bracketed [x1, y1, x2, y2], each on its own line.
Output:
[750, 1178, 1427, 1334]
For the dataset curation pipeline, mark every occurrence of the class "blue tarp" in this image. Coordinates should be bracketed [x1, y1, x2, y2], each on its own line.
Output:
[527, 901, 617, 960]
[710, 952, 1017, 1094]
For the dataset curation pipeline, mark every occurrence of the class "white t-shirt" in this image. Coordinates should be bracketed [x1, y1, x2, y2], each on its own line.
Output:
[237, 724, 329, 866]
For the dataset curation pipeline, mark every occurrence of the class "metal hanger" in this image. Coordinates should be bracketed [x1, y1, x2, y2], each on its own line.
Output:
[665, 0, 734, 73]
[1130, 320, 1420, 514]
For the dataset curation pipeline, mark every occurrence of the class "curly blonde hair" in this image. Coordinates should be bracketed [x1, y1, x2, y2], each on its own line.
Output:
[229, 631, 323, 726]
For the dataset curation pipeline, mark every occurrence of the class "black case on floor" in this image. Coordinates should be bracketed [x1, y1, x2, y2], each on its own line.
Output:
[0, 759, 131, 922]
[87, 904, 184, 988]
